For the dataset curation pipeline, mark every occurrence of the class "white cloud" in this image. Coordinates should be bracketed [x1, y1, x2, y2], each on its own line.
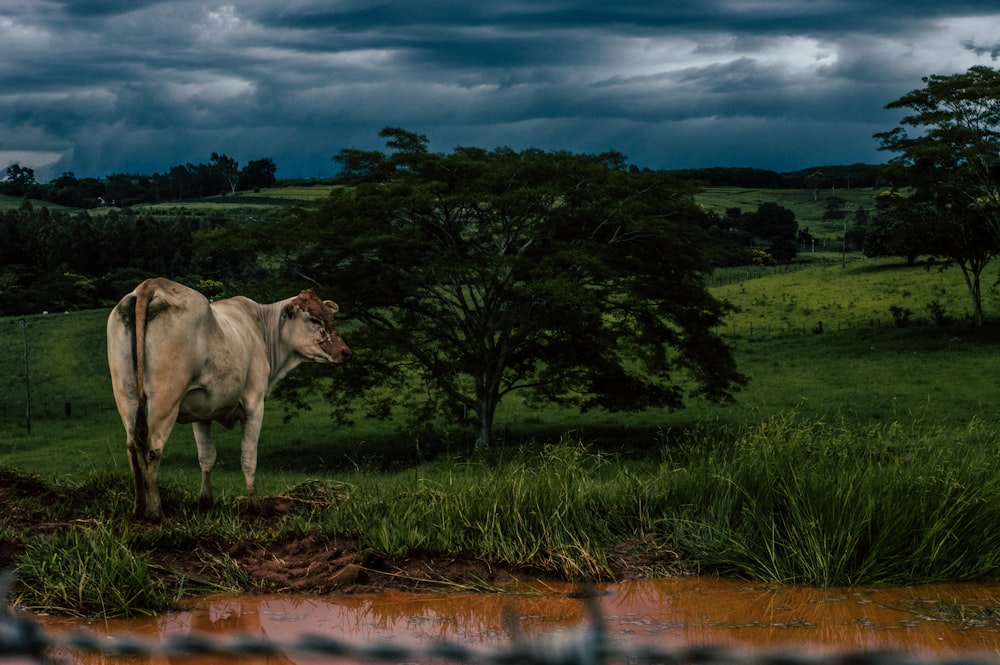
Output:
[0, 151, 65, 178]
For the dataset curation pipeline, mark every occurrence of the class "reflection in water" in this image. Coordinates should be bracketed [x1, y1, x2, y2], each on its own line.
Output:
[38, 578, 1000, 664]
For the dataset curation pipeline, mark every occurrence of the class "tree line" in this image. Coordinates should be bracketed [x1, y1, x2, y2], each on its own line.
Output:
[2, 153, 278, 208]
[0, 165, 810, 319]
[0, 201, 258, 314]
[667, 164, 879, 190]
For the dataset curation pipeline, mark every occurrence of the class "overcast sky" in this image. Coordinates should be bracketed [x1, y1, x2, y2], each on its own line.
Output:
[2, 1, 1000, 181]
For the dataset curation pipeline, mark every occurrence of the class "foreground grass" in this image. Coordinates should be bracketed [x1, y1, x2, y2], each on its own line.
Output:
[322, 417, 1000, 587]
[9, 413, 1000, 616]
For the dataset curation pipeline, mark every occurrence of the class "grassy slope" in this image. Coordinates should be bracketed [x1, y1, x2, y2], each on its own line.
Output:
[0, 194, 78, 213]
[2, 186, 997, 497]
[694, 185, 880, 241]
[84, 184, 336, 218]
[3, 250, 999, 477]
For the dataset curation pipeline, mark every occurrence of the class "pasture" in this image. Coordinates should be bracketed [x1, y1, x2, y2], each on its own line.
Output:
[695, 185, 880, 241]
[4, 253, 1000, 474]
[5, 190, 1000, 614]
[0, 193, 77, 213]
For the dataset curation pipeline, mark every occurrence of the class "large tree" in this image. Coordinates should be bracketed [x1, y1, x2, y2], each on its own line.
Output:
[259, 128, 744, 446]
[875, 65, 1000, 326]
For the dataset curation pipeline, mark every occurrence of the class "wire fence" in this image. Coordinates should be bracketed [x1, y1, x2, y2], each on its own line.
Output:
[3, 574, 1000, 665]
[718, 314, 955, 339]
[0, 401, 114, 420]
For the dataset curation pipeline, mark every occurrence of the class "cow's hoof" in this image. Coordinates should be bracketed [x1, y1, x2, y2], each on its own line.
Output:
[198, 496, 214, 511]
[237, 495, 262, 516]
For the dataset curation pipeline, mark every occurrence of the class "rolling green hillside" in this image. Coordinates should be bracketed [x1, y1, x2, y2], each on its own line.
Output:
[714, 254, 996, 335]
[694, 186, 880, 241]
[6, 181, 877, 236]
[0, 194, 78, 214]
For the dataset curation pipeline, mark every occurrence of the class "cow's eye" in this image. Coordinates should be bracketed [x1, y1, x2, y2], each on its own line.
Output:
[308, 316, 322, 326]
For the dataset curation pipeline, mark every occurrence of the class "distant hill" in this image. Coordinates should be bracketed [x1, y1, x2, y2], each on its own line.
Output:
[666, 164, 880, 189]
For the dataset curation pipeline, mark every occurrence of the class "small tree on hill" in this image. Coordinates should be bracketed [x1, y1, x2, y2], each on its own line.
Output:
[3, 163, 36, 197]
[253, 128, 745, 447]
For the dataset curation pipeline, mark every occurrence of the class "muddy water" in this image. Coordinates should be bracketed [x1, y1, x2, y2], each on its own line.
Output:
[36, 578, 1000, 664]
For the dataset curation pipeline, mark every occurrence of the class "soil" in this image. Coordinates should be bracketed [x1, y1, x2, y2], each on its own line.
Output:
[0, 468, 683, 599]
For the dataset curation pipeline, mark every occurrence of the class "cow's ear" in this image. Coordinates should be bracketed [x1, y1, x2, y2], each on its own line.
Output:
[324, 300, 339, 313]
[283, 303, 297, 319]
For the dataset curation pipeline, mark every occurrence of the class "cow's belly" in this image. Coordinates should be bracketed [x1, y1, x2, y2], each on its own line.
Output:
[177, 388, 247, 429]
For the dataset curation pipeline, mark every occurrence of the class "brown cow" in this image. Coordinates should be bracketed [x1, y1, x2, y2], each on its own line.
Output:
[107, 277, 350, 521]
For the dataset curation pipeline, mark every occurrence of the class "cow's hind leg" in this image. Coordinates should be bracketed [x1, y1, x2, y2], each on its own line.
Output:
[126, 434, 147, 520]
[139, 439, 167, 522]
[128, 434, 166, 521]
[193, 421, 217, 510]
[138, 401, 180, 522]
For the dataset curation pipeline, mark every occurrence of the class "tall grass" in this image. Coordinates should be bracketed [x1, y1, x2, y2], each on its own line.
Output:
[314, 442, 627, 578]
[666, 414, 1000, 586]
[261, 416, 1000, 587]
[15, 522, 168, 617]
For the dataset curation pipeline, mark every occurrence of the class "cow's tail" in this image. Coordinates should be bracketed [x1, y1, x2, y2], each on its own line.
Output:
[131, 282, 153, 450]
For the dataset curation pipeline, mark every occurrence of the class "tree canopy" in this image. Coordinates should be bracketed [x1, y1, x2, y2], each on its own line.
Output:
[252, 128, 745, 446]
[874, 65, 1000, 325]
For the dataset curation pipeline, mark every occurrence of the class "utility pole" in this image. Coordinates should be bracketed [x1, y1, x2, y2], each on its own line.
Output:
[18, 319, 31, 434]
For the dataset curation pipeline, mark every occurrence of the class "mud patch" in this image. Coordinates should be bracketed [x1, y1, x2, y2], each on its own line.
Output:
[234, 533, 365, 593]
[0, 468, 680, 604]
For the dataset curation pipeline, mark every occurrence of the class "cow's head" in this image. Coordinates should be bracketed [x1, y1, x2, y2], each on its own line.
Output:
[283, 289, 351, 364]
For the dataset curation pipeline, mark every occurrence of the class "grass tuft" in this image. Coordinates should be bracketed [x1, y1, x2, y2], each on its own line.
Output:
[14, 522, 168, 617]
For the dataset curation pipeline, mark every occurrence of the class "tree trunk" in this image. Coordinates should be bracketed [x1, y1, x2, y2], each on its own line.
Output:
[475, 394, 497, 449]
[971, 271, 984, 327]
[959, 263, 984, 327]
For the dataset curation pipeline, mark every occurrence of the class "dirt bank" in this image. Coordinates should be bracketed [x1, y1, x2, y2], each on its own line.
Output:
[0, 468, 682, 598]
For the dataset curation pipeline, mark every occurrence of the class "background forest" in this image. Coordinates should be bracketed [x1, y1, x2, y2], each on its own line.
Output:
[0, 159, 877, 317]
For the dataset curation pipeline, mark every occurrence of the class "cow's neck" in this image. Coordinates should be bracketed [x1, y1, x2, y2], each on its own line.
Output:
[258, 300, 303, 391]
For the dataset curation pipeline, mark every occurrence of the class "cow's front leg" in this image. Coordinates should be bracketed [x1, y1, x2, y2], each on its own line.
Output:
[193, 421, 217, 510]
[239, 409, 264, 513]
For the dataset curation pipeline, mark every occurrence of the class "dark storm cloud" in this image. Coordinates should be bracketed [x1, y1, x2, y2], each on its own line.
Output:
[2, 0, 1000, 180]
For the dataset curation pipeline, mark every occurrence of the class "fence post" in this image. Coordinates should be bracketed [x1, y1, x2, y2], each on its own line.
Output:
[18, 318, 31, 435]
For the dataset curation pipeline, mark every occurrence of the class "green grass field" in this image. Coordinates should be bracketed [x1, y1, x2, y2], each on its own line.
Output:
[9, 181, 876, 243]
[0, 193, 78, 213]
[3, 250, 999, 480]
[694, 185, 880, 241]
[7, 188, 1000, 612]
[83, 183, 338, 218]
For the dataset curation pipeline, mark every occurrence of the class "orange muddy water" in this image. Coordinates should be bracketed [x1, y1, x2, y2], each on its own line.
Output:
[35, 578, 1000, 664]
